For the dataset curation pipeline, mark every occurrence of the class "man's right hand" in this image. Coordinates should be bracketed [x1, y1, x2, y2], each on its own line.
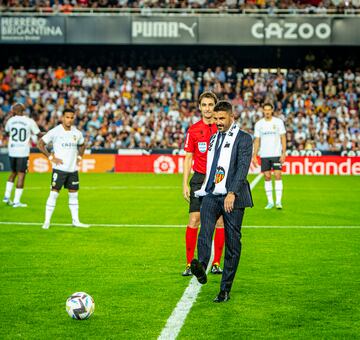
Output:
[252, 155, 259, 167]
[183, 185, 190, 202]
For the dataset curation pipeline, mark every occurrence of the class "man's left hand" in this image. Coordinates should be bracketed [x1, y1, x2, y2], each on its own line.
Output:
[224, 192, 235, 213]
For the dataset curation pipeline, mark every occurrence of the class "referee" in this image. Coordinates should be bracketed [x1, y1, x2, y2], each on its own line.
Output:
[182, 91, 225, 276]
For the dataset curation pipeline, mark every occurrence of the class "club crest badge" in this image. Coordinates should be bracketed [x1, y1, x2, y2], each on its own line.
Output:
[215, 166, 225, 184]
[198, 142, 207, 153]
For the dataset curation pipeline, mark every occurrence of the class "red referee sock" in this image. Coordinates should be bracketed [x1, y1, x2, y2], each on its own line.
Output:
[185, 226, 198, 265]
[212, 227, 225, 265]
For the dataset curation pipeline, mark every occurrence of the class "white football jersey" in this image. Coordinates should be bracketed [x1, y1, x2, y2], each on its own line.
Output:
[42, 124, 84, 173]
[5, 115, 40, 157]
[254, 117, 286, 157]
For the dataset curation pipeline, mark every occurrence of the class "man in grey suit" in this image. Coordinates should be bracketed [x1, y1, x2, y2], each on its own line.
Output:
[190, 100, 253, 303]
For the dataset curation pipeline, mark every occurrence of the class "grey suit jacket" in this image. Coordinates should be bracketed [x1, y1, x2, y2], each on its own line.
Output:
[225, 129, 254, 208]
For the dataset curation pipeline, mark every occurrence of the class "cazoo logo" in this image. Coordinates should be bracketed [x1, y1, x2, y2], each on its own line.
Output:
[132, 21, 197, 39]
[251, 22, 331, 40]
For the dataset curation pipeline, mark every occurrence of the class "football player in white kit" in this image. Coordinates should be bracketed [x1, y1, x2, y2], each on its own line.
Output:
[3, 103, 41, 207]
[252, 103, 286, 209]
[38, 108, 89, 229]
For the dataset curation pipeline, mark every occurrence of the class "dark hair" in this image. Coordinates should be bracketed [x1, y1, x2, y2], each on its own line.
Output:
[63, 108, 75, 115]
[198, 91, 218, 106]
[11, 103, 25, 114]
[262, 102, 274, 110]
[213, 100, 233, 114]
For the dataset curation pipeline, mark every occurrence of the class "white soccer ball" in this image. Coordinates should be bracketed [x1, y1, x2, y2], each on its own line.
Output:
[66, 292, 95, 320]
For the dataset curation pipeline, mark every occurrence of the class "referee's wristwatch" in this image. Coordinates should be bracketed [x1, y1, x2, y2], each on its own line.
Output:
[227, 191, 236, 196]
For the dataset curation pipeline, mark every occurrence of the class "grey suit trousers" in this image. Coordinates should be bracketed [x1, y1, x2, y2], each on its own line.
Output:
[198, 194, 245, 292]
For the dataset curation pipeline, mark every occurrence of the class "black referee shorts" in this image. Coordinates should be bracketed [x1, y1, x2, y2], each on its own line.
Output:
[51, 169, 79, 191]
[261, 157, 282, 172]
[9, 157, 29, 173]
[189, 172, 205, 213]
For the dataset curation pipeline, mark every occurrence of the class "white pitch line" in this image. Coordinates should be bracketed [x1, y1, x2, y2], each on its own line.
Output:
[157, 173, 264, 340]
[158, 244, 214, 340]
[25, 175, 262, 191]
[245, 226, 360, 229]
[249, 173, 263, 190]
[26, 186, 181, 190]
[0, 221, 183, 228]
[0, 222, 359, 229]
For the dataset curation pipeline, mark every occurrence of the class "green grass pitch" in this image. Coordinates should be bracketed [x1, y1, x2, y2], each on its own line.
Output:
[0, 173, 359, 339]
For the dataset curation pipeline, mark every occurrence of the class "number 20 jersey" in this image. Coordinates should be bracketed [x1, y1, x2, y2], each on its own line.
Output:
[5, 115, 40, 157]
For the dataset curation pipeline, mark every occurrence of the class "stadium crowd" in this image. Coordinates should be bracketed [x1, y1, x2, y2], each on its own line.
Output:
[0, 0, 359, 12]
[0, 65, 359, 152]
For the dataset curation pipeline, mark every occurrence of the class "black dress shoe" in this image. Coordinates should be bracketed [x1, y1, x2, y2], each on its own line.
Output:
[213, 290, 230, 303]
[190, 259, 207, 284]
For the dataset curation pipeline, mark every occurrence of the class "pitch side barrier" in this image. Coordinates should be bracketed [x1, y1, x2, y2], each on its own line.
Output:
[1, 152, 358, 175]
[0, 15, 359, 45]
[113, 155, 360, 175]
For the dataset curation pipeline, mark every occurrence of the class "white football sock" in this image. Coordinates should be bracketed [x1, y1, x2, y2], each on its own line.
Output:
[69, 192, 79, 223]
[264, 180, 274, 205]
[13, 188, 23, 204]
[4, 181, 14, 199]
[45, 191, 59, 223]
[275, 180, 283, 205]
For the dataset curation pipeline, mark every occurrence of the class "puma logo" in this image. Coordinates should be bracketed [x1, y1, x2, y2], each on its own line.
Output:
[179, 22, 197, 38]
[132, 21, 198, 39]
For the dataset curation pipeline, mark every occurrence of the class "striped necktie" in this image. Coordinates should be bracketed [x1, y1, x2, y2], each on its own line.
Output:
[205, 132, 225, 193]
